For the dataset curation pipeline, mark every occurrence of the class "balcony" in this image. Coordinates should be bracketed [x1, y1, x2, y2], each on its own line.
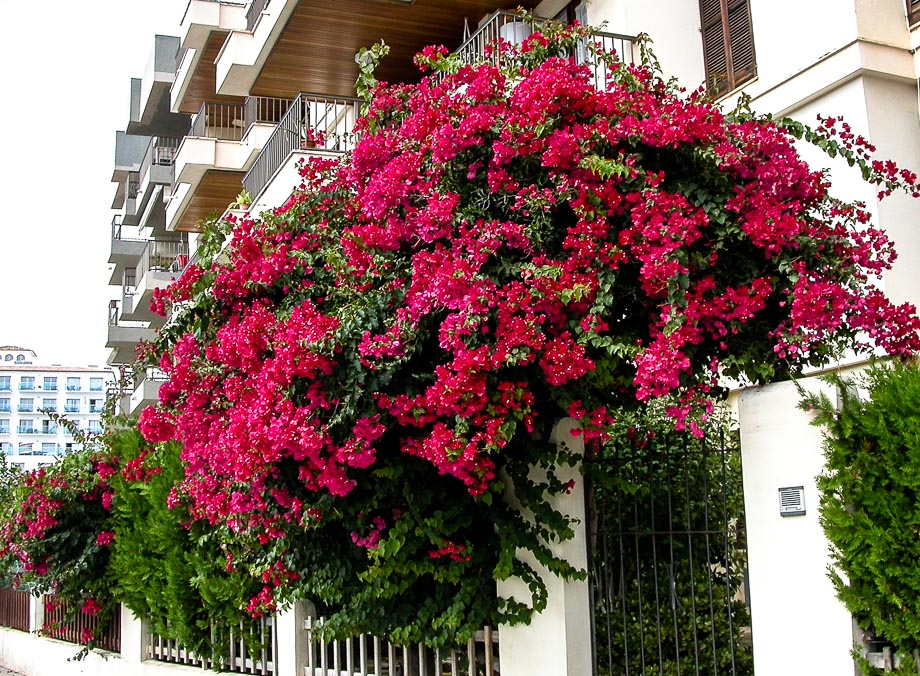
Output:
[454, 11, 637, 89]
[129, 368, 168, 415]
[167, 100, 278, 232]
[0, 383, 9, 392]
[106, 300, 157, 366]
[122, 239, 189, 324]
[16, 405, 33, 413]
[127, 35, 191, 138]
[16, 426, 36, 435]
[243, 92, 360, 207]
[18, 383, 34, 391]
[112, 131, 150, 216]
[172, 0, 248, 113]
[64, 405, 80, 414]
[0, 406, 9, 414]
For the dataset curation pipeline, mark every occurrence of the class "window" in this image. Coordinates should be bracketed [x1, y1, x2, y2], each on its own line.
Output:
[0, 376, 9, 391]
[65, 399, 80, 413]
[3, 355, 10, 362]
[17, 443, 32, 455]
[43, 377, 57, 391]
[64, 442, 77, 454]
[699, 0, 756, 96]
[41, 420, 57, 435]
[42, 398, 57, 412]
[90, 399, 104, 413]
[90, 377, 104, 391]
[19, 377, 34, 391]
[88, 420, 102, 434]
[553, 0, 587, 23]
[66, 377, 81, 391]
[0, 420, 8, 435]
[17, 421, 35, 434]
[0, 442, 12, 455]
[17, 398, 33, 413]
[910, 0, 920, 27]
[0, 399, 9, 413]
[40, 443, 57, 455]
[15, 355, 24, 363]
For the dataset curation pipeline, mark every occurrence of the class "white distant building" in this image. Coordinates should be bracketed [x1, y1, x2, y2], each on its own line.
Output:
[0, 346, 115, 473]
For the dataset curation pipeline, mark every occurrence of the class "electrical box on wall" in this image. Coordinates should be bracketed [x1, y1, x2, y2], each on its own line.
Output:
[778, 486, 806, 517]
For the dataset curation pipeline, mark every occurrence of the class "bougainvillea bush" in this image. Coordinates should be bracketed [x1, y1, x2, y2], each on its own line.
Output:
[131, 19, 919, 645]
[802, 362, 920, 672]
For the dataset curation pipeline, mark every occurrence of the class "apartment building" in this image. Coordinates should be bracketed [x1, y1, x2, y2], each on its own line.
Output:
[0, 347, 114, 473]
[105, 1, 920, 672]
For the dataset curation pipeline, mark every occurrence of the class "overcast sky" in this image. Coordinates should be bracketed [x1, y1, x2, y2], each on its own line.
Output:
[0, 0, 188, 367]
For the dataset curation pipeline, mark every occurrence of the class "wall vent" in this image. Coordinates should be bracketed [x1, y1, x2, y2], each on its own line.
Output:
[778, 486, 805, 517]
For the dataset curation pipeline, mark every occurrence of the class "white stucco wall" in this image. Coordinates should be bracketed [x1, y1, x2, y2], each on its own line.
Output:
[738, 378, 856, 676]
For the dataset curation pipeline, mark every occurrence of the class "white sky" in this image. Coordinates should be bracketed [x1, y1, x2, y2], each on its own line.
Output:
[0, 0, 189, 367]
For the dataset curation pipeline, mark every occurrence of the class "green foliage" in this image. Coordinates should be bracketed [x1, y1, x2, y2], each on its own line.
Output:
[802, 361, 920, 669]
[587, 404, 753, 676]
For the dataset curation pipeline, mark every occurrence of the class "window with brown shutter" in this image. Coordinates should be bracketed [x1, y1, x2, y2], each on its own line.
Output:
[699, 0, 757, 97]
[908, 0, 920, 27]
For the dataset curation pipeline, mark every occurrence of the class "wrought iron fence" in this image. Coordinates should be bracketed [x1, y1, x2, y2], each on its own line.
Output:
[127, 172, 140, 200]
[304, 618, 498, 676]
[148, 616, 276, 675]
[242, 92, 360, 200]
[0, 589, 30, 632]
[589, 429, 753, 676]
[191, 101, 247, 141]
[42, 594, 121, 653]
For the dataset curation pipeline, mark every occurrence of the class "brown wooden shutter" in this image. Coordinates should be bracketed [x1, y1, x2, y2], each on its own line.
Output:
[699, 0, 757, 96]
[909, 0, 920, 27]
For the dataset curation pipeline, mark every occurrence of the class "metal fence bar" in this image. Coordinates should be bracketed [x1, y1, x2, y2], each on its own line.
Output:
[0, 589, 30, 632]
[246, 0, 269, 31]
[41, 595, 121, 652]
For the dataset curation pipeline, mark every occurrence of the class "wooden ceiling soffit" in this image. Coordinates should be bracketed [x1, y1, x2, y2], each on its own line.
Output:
[251, 0, 536, 99]
[176, 170, 244, 233]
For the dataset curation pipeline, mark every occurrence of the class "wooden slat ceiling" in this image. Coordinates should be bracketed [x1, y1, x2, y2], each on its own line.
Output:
[251, 0, 537, 99]
[180, 31, 247, 114]
[176, 170, 245, 233]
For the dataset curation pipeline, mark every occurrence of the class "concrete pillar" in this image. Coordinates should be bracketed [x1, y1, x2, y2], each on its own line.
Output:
[275, 600, 314, 676]
[497, 417, 591, 676]
[28, 593, 43, 635]
[119, 604, 149, 663]
[738, 379, 855, 676]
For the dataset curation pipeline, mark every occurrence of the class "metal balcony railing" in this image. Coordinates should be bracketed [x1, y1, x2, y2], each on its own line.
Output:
[137, 240, 189, 282]
[138, 137, 183, 185]
[246, 0, 270, 31]
[242, 92, 360, 200]
[453, 11, 637, 89]
[243, 95, 294, 137]
[190, 101, 247, 141]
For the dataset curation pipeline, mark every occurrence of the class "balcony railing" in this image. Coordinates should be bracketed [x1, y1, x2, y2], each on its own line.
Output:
[0, 428, 9, 436]
[243, 95, 294, 137]
[18, 383, 34, 391]
[454, 11, 637, 88]
[138, 137, 184, 185]
[64, 405, 80, 413]
[0, 405, 10, 413]
[16, 405, 33, 413]
[16, 426, 36, 434]
[190, 101, 247, 141]
[245, 0, 270, 31]
[0, 383, 9, 391]
[242, 92, 360, 200]
[137, 239, 189, 282]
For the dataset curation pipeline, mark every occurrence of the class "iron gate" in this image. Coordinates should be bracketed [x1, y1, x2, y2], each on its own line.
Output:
[588, 425, 753, 676]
